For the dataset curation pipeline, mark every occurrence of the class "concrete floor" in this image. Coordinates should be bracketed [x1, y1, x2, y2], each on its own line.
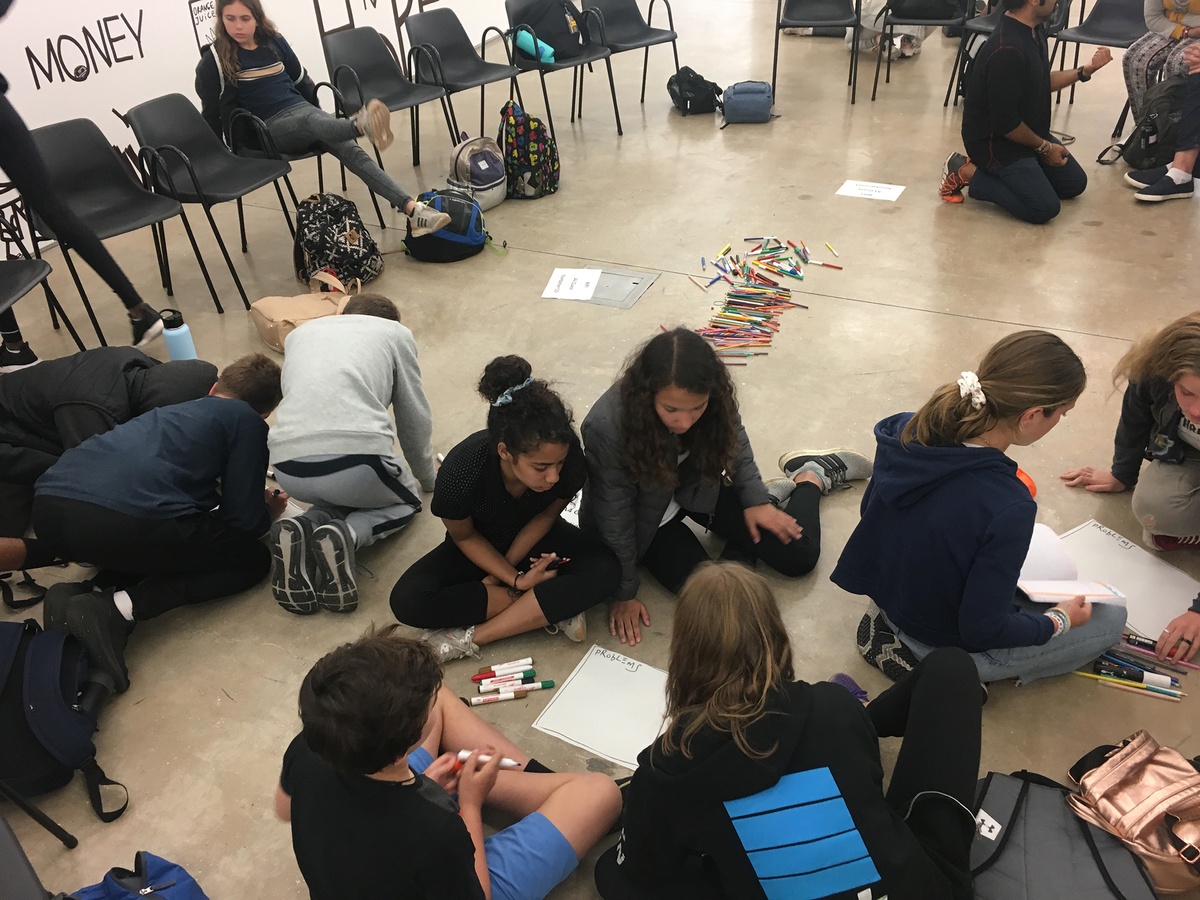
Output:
[6, 1, 1200, 896]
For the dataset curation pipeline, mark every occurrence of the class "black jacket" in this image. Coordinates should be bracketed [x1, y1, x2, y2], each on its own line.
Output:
[610, 681, 964, 900]
[1110, 377, 1196, 489]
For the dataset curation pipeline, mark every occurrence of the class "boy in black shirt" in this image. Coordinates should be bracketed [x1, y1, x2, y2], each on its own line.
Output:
[938, 0, 1112, 223]
[276, 626, 621, 900]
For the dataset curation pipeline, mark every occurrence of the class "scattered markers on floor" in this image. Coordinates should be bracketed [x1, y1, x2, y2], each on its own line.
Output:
[466, 657, 559, 705]
[688, 235, 843, 365]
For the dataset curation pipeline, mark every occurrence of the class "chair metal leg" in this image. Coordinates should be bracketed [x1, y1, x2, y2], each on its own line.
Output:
[604, 57, 623, 136]
[318, 154, 328, 194]
[274, 181, 296, 238]
[150, 221, 168, 290]
[537, 70, 557, 140]
[176, 209, 223, 314]
[641, 47, 651, 103]
[237, 197, 248, 253]
[368, 191, 386, 229]
[440, 97, 457, 144]
[202, 203, 249, 310]
[872, 28, 886, 99]
[411, 106, 421, 167]
[885, 24, 894, 84]
[480, 85, 487, 137]
[772, 26, 783, 101]
[513, 77, 526, 112]
[0, 779, 78, 849]
[43, 283, 59, 329]
[850, 27, 860, 104]
[1112, 98, 1131, 138]
[571, 66, 579, 123]
[44, 283, 86, 351]
[944, 31, 969, 107]
[60, 248, 107, 346]
[1069, 43, 1081, 104]
[158, 224, 174, 297]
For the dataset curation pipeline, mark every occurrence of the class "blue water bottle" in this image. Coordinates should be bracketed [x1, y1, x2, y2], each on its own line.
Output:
[161, 309, 197, 360]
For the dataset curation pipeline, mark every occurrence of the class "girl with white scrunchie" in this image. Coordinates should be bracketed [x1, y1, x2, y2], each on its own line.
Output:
[832, 331, 1128, 686]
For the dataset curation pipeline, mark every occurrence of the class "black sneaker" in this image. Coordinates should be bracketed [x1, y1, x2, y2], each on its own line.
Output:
[311, 520, 358, 612]
[1134, 175, 1194, 202]
[65, 587, 134, 693]
[855, 609, 917, 682]
[779, 448, 872, 494]
[270, 517, 320, 615]
[1124, 165, 1168, 189]
[0, 342, 39, 374]
[131, 305, 164, 347]
[43, 581, 93, 631]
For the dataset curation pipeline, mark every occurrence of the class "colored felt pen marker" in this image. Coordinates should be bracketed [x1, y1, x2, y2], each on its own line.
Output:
[701, 257, 706, 271]
[479, 669, 536, 687]
[454, 750, 522, 769]
[480, 677, 535, 693]
[1094, 661, 1176, 689]
[469, 683, 554, 706]
[825, 242, 839, 258]
[479, 657, 533, 672]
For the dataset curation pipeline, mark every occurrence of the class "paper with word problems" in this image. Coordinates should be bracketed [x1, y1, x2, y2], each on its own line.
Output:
[835, 180, 906, 202]
[542, 268, 598, 301]
[1058, 519, 1200, 637]
[532, 644, 667, 770]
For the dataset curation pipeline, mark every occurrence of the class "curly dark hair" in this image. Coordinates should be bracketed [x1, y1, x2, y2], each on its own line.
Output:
[478, 355, 578, 457]
[619, 328, 741, 489]
[298, 624, 442, 776]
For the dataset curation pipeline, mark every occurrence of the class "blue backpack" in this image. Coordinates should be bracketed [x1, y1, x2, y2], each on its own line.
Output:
[403, 188, 489, 263]
[70, 852, 208, 899]
[0, 619, 127, 821]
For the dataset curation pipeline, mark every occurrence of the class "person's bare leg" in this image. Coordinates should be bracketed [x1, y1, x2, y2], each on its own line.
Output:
[528, 774, 622, 857]
[0, 537, 27, 571]
[421, 684, 531, 765]
[1173, 147, 1199, 171]
[473, 589, 550, 645]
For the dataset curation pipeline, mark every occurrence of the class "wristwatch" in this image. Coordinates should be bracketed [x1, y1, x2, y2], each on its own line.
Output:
[1077, 66, 1091, 82]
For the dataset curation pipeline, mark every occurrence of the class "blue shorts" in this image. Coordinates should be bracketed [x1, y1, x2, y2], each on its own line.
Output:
[407, 748, 579, 900]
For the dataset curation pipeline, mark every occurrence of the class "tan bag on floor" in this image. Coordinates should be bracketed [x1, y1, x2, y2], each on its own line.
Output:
[1067, 730, 1200, 894]
[249, 272, 360, 353]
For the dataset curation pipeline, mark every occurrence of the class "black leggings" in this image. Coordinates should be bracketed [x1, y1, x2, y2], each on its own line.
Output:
[642, 481, 821, 594]
[391, 520, 621, 627]
[0, 93, 143, 340]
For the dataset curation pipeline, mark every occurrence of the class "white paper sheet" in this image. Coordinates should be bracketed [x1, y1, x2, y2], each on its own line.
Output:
[1058, 519, 1200, 636]
[1017, 580, 1126, 605]
[541, 268, 599, 300]
[835, 180, 906, 202]
[533, 644, 668, 770]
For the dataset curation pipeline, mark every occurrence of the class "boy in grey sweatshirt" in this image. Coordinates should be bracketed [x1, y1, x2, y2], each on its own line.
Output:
[269, 294, 436, 616]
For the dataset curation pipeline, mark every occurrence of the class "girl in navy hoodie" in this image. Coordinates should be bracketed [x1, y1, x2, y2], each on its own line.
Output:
[594, 562, 984, 900]
[833, 330, 1126, 685]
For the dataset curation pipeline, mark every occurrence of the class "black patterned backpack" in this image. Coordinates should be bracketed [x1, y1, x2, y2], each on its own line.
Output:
[497, 101, 560, 200]
[292, 193, 383, 283]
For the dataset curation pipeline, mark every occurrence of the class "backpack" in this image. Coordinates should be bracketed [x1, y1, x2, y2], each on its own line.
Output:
[667, 66, 723, 115]
[1098, 77, 1188, 170]
[0, 619, 128, 822]
[447, 132, 507, 211]
[972, 770, 1157, 900]
[498, 101, 560, 200]
[519, 0, 585, 60]
[721, 81, 775, 126]
[292, 193, 383, 284]
[70, 851, 208, 899]
[403, 188, 488, 262]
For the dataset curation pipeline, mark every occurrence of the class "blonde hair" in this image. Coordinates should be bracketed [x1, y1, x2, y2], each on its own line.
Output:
[1113, 312, 1200, 388]
[902, 330, 1086, 447]
[662, 563, 794, 761]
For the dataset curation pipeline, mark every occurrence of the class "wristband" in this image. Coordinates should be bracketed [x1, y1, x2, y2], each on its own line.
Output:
[1046, 607, 1071, 637]
[1077, 66, 1091, 83]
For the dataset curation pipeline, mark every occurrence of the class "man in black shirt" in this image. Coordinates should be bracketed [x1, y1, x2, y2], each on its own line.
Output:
[938, 0, 1112, 223]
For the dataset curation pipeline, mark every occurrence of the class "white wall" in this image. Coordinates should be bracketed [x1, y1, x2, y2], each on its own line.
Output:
[0, 0, 506, 152]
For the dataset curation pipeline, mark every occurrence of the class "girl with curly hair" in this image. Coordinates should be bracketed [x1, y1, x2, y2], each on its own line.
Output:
[581, 327, 870, 645]
[391, 356, 619, 662]
[1063, 311, 1200, 661]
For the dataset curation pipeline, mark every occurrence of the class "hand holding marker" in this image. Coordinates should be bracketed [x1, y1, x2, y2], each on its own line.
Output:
[454, 749, 521, 771]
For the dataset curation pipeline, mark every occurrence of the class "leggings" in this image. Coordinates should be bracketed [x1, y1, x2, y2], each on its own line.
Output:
[390, 519, 621, 627]
[641, 481, 822, 594]
[1122, 32, 1200, 121]
[0, 92, 144, 340]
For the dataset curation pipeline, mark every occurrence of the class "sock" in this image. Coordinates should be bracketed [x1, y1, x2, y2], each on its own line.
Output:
[1167, 167, 1194, 185]
[524, 758, 555, 774]
[112, 589, 135, 621]
[795, 460, 832, 494]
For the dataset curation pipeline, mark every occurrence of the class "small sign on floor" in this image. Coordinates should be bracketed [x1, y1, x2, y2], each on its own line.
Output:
[836, 180, 906, 202]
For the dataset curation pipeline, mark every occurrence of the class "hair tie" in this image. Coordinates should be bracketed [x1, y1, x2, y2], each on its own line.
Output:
[491, 376, 534, 407]
[957, 371, 986, 410]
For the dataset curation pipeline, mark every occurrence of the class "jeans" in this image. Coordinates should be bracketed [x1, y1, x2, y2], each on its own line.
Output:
[1131, 459, 1200, 538]
[885, 595, 1127, 685]
[265, 102, 412, 210]
[1180, 73, 1200, 154]
[968, 140, 1087, 224]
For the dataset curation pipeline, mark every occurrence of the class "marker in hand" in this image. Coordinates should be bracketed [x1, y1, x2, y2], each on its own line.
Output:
[454, 749, 521, 771]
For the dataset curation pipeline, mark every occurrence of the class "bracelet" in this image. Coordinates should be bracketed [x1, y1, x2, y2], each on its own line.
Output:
[512, 571, 523, 591]
[1036, 140, 1052, 155]
[1045, 607, 1071, 638]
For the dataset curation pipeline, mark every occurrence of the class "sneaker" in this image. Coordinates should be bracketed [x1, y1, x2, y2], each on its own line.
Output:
[65, 587, 134, 694]
[1124, 165, 1168, 189]
[0, 342, 39, 374]
[779, 448, 872, 494]
[939, 152, 970, 204]
[1135, 175, 1194, 202]
[827, 672, 869, 704]
[1150, 532, 1200, 552]
[43, 581, 93, 631]
[545, 610, 587, 642]
[421, 626, 480, 663]
[311, 520, 358, 613]
[764, 476, 797, 506]
[855, 606, 918, 682]
[354, 98, 393, 151]
[896, 34, 921, 57]
[407, 201, 452, 237]
[130, 304, 164, 347]
[781, 27, 813, 35]
[270, 517, 319, 615]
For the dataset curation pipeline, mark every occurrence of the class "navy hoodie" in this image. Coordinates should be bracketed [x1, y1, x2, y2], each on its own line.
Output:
[831, 412, 1053, 651]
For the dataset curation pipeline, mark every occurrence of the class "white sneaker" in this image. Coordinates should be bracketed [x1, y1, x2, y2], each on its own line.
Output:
[354, 98, 393, 150]
[421, 626, 480, 662]
[545, 611, 587, 642]
[407, 201, 452, 237]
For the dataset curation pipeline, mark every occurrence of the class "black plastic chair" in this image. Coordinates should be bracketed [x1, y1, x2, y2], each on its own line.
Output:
[871, 0, 973, 100]
[27, 119, 220, 346]
[506, 0, 623, 138]
[324, 27, 456, 168]
[0, 214, 85, 352]
[773, 0, 864, 104]
[406, 8, 526, 137]
[1051, 0, 1146, 132]
[0, 809, 63, 899]
[120, 94, 294, 311]
[584, 0, 680, 103]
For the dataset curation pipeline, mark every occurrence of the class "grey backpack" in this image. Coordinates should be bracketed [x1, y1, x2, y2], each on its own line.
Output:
[971, 771, 1156, 900]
